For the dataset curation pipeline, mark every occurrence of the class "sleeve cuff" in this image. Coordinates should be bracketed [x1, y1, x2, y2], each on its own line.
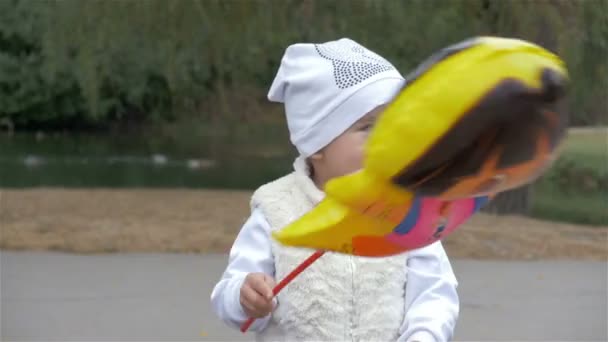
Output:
[229, 275, 249, 322]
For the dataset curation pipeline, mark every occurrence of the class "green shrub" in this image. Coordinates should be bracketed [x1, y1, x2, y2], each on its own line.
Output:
[530, 130, 608, 226]
[0, 0, 606, 129]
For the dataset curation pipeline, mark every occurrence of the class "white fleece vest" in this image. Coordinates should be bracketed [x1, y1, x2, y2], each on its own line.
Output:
[251, 158, 408, 342]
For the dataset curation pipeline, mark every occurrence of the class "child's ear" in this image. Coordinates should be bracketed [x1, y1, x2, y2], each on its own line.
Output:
[309, 152, 324, 161]
[305, 155, 319, 178]
[309, 145, 327, 161]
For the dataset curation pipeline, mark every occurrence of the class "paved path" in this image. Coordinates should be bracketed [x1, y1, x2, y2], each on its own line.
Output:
[1, 251, 606, 341]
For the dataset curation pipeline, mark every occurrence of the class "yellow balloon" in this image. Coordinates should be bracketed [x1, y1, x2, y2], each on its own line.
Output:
[272, 36, 569, 257]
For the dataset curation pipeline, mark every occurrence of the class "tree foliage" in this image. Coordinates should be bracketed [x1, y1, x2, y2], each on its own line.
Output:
[1, 0, 606, 129]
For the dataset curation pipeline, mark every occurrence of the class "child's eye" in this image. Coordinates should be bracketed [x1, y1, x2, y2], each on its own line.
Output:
[359, 123, 373, 131]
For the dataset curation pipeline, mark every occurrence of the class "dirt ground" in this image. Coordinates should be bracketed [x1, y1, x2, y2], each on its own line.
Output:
[1, 189, 606, 260]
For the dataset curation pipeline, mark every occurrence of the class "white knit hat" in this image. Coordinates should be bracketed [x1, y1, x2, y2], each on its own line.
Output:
[268, 38, 406, 157]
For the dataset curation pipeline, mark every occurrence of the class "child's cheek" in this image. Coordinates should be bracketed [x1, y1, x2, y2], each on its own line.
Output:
[344, 144, 366, 175]
[328, 133, 367, 177]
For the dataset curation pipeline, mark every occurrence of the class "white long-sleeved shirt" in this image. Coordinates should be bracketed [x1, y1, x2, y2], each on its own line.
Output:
[211, 207, 459, 342]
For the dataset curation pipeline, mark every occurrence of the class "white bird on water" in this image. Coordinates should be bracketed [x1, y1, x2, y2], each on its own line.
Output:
[186, 159, 217, 170]
[24, 155, 44, 167]
[151, 154, 168, 165]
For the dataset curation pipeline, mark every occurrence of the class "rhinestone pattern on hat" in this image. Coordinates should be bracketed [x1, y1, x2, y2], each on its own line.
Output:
[315, 40, 396, 89]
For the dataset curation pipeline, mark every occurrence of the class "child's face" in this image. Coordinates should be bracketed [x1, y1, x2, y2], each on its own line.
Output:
[310, 105, 386, 188]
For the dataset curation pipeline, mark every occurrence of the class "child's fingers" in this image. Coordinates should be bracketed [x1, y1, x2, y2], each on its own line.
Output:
[241, 284, 272, 317]
[240, 295, 257, 314]
[262, 274, 277, 290]
[250, 274, 274, 300]
[241, 297, 265, 318]
[241, 282, 261, 304]
[241, 285, 261, 313]
[243, 281, 272, 307]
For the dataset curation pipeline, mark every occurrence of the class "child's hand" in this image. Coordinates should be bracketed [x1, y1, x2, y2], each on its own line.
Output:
[240, 273, 276, 318]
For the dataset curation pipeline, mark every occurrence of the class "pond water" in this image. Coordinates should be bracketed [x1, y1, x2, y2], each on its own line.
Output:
[0, 133, 294, 189]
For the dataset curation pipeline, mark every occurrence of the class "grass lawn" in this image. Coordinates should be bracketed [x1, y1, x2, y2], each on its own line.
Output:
[530, 128, 607, 226]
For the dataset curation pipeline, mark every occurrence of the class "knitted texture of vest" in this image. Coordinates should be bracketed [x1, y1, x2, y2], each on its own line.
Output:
[251, 157, 408, 341]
